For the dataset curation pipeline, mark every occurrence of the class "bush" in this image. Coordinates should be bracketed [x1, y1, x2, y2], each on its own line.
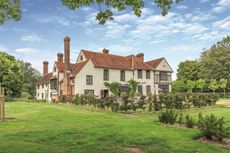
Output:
[185, 115, 195, 128]
[178, 113, 184, 125]
[159, 109, 178, 125]
[197, 113, 229, 141]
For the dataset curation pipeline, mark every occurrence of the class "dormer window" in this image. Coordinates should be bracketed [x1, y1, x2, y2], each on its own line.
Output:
[80, 55, 83, 61]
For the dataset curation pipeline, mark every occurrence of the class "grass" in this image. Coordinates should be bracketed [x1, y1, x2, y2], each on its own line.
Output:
[0, 100, 229, 153]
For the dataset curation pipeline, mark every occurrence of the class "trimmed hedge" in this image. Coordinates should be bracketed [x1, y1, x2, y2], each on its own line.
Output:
[72, 93, 219, 112]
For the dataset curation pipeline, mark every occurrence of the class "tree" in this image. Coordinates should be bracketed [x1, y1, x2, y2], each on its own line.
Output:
[219, 78, 228, 95]
[20, 61, 41, 99]
[208, 79, 219, 93]
[199, 36, 230, 91]
[127, 79, 139, 97]
[196, 79, 205, 93]
[0, 51, 23, 97]
[177, 60, 200, 81]
[172, 80, 187, 92]
[0, 0, 182, 25]
[104, 81, 121, 97]
[0, 0, 21, 24]
[186, 80, 196, 93]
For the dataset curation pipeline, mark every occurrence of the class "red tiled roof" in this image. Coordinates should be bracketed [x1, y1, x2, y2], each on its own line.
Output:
[81, 50, 152, 70]
[37, 73, 52, 85]
[72, 61, 88, 76]
[145, 58, 164, 69]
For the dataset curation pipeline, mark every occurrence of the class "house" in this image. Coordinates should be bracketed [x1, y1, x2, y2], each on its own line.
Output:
[36, 36, 173, 102]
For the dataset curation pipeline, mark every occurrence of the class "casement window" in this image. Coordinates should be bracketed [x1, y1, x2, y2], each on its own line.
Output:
[86, 75, 93, 85]
[42, 93, 44, 98]
[103, 69, 109, 81]
[120, 85, 129, 93]
[84, 90, 94, 96]
[138, 85, 143, 95]
[120, 71, 125, 81]
[146, 85, 151, 94]
[80, 55, 83, 61]
[138, 69, 142, 79]
[160, 72, 168, 81]
[146, 70, 151, 79]
[159, 85, 169, 93]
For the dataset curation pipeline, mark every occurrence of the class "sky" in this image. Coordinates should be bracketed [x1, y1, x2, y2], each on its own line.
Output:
[0, 0, 229, 80]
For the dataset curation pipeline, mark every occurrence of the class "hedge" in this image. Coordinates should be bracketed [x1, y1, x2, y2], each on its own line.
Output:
[72, 93, 219, 112]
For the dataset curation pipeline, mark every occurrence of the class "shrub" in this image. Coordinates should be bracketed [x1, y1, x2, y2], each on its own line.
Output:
[185, 115, 195, 128]
[159, 109, 178, 125]
[197, 113, 229, 141]
[178, 113, 184, 125]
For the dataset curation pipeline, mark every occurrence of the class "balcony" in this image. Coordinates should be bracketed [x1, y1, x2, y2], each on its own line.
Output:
[154, 74, 172, 84]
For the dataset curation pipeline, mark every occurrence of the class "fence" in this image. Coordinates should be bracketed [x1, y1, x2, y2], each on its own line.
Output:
[0, 85, 5, 121]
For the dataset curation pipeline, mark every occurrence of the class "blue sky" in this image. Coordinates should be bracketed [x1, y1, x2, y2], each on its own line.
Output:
[0, 0, 229, 80]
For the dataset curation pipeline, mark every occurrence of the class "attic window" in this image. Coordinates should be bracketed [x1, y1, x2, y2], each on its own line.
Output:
[163, 65, 166, 67]
[80, 55, 83, 61]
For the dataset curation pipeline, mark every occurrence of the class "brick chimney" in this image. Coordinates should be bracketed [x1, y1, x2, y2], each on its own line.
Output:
[64, 36, 71, 70]
[136, 53, 144, 62]
[57, 53, 63, 62]
[63, 36, 71, 102]
[43, 61, 49, 76]
[103, 48, 109, 54]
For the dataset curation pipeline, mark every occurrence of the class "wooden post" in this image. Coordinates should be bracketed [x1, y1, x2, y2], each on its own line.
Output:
[0, 85, 5, 121]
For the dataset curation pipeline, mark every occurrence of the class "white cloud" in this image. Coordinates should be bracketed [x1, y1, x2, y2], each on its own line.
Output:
[0, 44, 7, 51]
[176, 5, 188, 10]
[213, 16, 230, 30]
[212, 0, 230, 13]
[21, 34, 44, 42]
[32, 15, 72, 27]
[15, 48, 38, 54]
[105, 22, 130, 38]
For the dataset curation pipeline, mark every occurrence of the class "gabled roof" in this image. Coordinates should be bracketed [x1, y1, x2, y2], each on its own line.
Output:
[37, 73, 52, 85]
[55, 62, 76, 72]
[145, 58, 164, 69]
[72, 61, 88, 76]
[81, 50, 152, 70]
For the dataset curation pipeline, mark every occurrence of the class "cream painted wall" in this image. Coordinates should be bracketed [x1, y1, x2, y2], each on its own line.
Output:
[155, 58, 173, 72]
[75, 60, 158, 97]
[36, 83, 51, 101]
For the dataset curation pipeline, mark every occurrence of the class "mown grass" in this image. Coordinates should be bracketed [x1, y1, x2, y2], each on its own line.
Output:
[0, 100, 230, 153]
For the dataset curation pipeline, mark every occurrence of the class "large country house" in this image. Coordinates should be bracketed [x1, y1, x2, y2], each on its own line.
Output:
[36, 36, 173, 102]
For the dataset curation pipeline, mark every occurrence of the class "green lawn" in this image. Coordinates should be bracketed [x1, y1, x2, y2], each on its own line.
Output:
[0, 101, 230, 153]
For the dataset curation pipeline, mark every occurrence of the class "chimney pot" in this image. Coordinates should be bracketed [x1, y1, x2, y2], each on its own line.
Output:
[103, 48, 109, 54]
[136, 53, 144, 62]
[57, 53, 63, 62]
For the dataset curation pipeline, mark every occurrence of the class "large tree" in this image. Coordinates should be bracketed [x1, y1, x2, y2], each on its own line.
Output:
[177, 60, 200, 81]
[199, 36, 230, 90]
[0, 51, 23, 97]
[0, 0, 182, 25]
[20, 61, 41, 99]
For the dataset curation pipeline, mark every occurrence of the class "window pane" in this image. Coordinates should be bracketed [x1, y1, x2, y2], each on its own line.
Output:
[86, 75, 93, 85]
[120, 71, 125, 81]
[103, 69, 109, 81]
[146, 70, 150, 79]
[138, 70, 142, 79]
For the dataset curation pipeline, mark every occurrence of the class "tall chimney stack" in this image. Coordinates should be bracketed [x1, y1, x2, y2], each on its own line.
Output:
[64, 36, 70, 70]
[57, 53, 63, 62]
[136, 53, 144, 62]
[43, 61, 49, 76]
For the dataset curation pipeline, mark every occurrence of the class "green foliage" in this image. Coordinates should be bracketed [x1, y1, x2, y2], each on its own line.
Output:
[158, 109, 178, 125]
[62, 0, 182, 24]
[127, 79, 139, 97]
[186, 80, 196, 93]
[20, 61, 41, 99]
[185, 115, 195, 128]
[104, 81, 121, 97]
[196, 79, 205, 92]
[177, 60, 200, 81]
[0, 0, 21, 24]
[209, 79, 219, 93]
[172, 80, 187, 92]
[219, 78, 228, 94]
[197, 113, 229, 141]
[178, 113, 183, 125]
[0, 51, 23, 97]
